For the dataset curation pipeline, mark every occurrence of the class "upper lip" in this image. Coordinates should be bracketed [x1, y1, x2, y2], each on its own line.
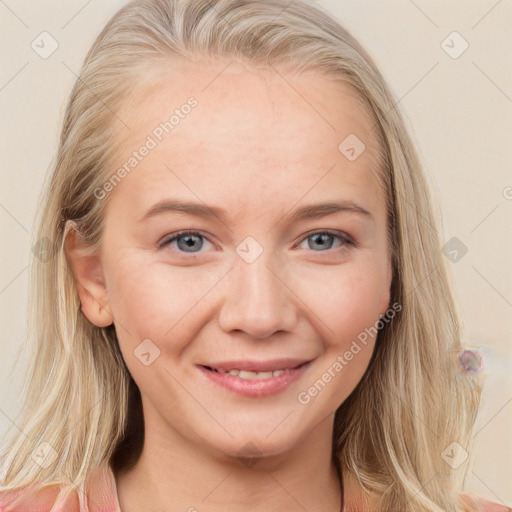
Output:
[200, 358, 311, 372]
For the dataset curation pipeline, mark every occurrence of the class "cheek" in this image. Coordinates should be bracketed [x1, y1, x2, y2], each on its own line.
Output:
[105, 256, 225, 348]
[105, 260, 212, 391]
[295, 266, 386, 407]
[295, 260, 388, 347]
[105, 245, 389, 360]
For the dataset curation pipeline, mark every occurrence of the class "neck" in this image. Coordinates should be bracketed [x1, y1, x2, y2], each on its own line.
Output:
[115, 407, 343, 512]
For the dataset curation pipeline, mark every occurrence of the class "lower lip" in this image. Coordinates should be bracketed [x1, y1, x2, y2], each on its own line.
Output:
[197, 363, 311, 398]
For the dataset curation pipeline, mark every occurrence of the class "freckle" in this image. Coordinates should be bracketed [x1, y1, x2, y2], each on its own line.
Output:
[457, 349, 484, 374]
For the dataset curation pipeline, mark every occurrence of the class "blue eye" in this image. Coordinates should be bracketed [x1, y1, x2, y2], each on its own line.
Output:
[297, 230, 352, 252]
[159, 230, 213, 253]
[159, 229, 353, 254]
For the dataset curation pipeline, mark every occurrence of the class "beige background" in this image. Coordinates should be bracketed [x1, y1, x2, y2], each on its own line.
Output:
[0, 0, 511, 504]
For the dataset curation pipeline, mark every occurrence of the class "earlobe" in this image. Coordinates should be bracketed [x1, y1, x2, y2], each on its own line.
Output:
[64, 222, 113, 328]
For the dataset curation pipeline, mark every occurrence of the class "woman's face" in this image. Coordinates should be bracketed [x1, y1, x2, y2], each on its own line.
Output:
[79, 59, 392, 460]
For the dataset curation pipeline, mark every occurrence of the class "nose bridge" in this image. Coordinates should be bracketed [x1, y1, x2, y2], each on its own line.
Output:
[217, 242, 297, 338]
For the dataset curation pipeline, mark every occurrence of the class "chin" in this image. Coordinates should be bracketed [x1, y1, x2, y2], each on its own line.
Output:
[197, 422, 307, 464]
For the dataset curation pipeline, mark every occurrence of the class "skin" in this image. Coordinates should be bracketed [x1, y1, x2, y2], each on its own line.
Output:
[66, 57, 392, 512]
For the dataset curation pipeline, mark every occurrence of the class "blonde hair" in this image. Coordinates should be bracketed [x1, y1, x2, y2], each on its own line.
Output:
[0, 1, 483, 510]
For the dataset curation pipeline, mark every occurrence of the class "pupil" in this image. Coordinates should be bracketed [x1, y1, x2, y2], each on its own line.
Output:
[178, 235, 202, 252]
[310, 234, 333, 250]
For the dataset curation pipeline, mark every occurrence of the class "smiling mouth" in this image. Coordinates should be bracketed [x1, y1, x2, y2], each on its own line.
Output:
[200, 361, 309, 381]
[198, 360, 312, 397]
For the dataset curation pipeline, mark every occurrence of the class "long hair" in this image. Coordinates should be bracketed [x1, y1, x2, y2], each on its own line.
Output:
[0, 1, 483, 510]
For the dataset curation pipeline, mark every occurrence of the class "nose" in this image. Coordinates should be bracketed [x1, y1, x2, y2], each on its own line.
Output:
[217, 251, 298, 339]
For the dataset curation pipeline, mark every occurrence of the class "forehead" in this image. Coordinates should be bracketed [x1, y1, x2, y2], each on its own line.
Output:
[109, 58, 385, 221]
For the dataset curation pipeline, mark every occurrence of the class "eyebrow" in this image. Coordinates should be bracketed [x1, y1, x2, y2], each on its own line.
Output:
[139, 198, 373, 224]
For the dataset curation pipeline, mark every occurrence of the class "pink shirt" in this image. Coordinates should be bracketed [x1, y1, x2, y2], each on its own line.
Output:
[0, 466, 120, 512]
[0, 465, 510, 512]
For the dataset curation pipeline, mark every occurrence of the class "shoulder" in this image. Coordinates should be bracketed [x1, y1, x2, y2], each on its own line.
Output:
[459, 492, 512, 512]
[342, 472, 511, 512]
[0, 466, 120, 512]
[0, 483, 80, 511]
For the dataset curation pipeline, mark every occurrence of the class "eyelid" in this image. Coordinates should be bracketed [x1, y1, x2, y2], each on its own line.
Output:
[295, 228, 355, 248]
[158, 228, 355, 253]
[158, 229, 215, 250]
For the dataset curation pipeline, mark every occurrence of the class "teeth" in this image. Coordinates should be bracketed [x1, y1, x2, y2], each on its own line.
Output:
[214, 368, 288, 379]
[238, 370, 258, 380]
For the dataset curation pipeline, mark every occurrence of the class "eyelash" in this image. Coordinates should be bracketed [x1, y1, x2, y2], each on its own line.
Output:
[158, 229, 355, 255]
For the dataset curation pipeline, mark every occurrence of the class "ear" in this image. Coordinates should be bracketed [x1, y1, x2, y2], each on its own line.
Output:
[64, 221, 113, 328]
